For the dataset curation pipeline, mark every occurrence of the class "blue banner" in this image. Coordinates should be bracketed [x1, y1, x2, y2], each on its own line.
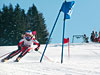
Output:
[61, 1, 75, 19]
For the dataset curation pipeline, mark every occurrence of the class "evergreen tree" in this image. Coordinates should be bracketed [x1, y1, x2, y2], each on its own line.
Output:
[27, 4, 49, 44]
[7, 4, 15, 45]
[12, 4, 27, 45]
[0, 3, 49, 45]
[37, 13, 49, 44]
[0, 4, 26, 45]
[0, 9, 4, 45]
[27, 4, 38, 30]
[12, 4, 22, 44]
[0, 5, 10, 45]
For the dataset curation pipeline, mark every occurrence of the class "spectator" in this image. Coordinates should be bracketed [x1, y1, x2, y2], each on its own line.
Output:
[94, 31, 98, 42]
[98, 31, 100, 43]
[90, 31, 95, 42]
[83, 34, 89, 43]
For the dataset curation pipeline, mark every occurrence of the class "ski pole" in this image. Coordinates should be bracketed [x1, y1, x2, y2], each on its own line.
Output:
[0, 52, 11, 58]
[38, 51, 53, 62]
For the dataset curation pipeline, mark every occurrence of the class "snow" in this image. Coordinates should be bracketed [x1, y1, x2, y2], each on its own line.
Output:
[0, 43, 100, 75]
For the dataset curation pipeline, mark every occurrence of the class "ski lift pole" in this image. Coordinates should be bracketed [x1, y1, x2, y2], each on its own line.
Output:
[40, 10, 61, 63]
[61, 15, 66, 64]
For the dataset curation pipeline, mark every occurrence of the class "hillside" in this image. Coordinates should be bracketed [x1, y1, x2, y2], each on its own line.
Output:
[0, 43, 100, 75]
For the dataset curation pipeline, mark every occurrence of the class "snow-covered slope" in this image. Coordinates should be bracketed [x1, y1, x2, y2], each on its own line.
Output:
[0, 43, 100, 75]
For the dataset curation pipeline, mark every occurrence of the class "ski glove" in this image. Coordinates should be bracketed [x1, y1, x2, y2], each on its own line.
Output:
[34, 48, 38, 51]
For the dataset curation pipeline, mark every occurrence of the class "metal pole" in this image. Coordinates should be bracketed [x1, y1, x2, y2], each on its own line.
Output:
[40, 10, 61, 62]
[61, 16, 66, 63]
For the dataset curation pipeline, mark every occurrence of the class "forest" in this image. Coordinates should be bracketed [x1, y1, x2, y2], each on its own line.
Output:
[0, 4, 49, 46]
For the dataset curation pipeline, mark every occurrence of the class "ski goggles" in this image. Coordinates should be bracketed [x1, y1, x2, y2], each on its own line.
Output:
[25, 36, 32, 41]
[25, 34, 33, 37]
[25, 34, 33, 41]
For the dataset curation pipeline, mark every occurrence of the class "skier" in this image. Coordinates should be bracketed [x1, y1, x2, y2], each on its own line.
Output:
[1, 30, 40, 62]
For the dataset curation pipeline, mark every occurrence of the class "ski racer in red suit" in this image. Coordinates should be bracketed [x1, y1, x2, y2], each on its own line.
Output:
[1, 30, 40, 62]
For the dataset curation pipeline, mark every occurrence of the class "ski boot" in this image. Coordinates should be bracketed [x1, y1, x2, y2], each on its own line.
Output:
[1, 58, 8, 62]
[14, 57, 21, 62]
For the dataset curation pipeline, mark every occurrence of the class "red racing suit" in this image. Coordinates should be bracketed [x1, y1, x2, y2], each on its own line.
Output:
[6, 37, 40, 60]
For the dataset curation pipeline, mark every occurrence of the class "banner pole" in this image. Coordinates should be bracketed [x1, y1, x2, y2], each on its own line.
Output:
[61, 16, 66, 64]
[40, 10, 61, 63]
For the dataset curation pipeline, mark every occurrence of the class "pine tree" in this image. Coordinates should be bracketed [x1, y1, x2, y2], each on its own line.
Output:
[0, 3, 49, 45]
[37, 13, 49, 44]
[0, 4, 27, 45]
[0, 9, 4, 45]
[11, 4, 27, 45]
[27, 4, 38, 30]
[0, 5, 10, 45]
[7, 4, 15, 45]
[27, 4, 49, 44]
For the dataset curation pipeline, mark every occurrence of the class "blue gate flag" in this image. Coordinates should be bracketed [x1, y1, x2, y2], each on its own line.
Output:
[61, 1, 75, 19]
